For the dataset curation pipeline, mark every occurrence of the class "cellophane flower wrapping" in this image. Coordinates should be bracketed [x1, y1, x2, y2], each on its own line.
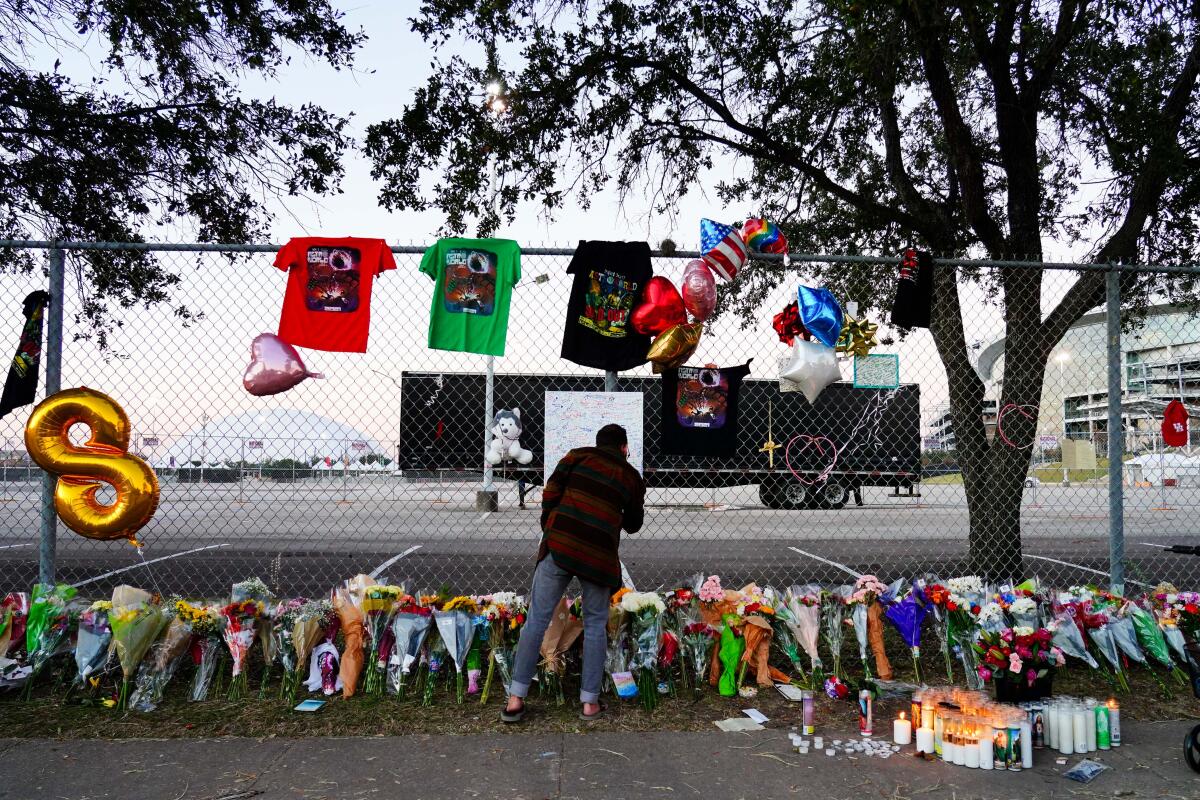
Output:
[75, 601, 112, 684]
[130, 615, 194, 711]
[765, 586, 803, 677]
[292, 599, 332, 689]
[1048, 610, 1098, 668]
[1108, 614, 1147, 666]
[360, 585, 402, 694]
[783, 585, 823, 677]
[433, 600, 477, 703]
[849, 603, 870, 678]
[539, 597, 582, 705]
[270, 598, 307, 703]
[822, 586, 850, 678]
[847, 575, 887, 679]
[620, 591, 665, 710]
[1008, 596, 1040, 630]
[388, 603, 433, 696]
[605, 603, 631, 685]
[716, 615, 744, 697]
[423, 629, 449, 705]
[1126, 604, 1173, 669]
[0, 592, 29, 660]
[190, 636, 222, 701]
[220, 598, 263, 700]
[972, 625, 1059, 687]
[109, 585, 168, 708]
[480, 592, 526, 703]
[24, 583, 77, 688]
[884, 585, 930, 684]
[681, 621, 716, 694]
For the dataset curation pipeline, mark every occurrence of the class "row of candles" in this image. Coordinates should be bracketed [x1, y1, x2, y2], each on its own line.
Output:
[890, 688, 1121, 771]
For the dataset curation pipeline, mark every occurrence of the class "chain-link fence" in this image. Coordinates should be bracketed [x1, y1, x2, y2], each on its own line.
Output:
[0, 241, 1196, 598]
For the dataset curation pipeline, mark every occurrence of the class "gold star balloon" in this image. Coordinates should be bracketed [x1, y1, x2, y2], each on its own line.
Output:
[836, 315, 879, 358]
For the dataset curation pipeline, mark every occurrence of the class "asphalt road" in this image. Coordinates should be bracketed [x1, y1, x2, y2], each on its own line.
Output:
[0, 477, 1196, 596]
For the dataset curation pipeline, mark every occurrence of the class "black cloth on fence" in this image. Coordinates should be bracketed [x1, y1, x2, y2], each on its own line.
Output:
[0, 291, 50, 419]
[891, 249, 934, 329]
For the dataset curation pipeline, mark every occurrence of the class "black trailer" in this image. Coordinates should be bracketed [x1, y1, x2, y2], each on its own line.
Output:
[397, 371, 920, 510]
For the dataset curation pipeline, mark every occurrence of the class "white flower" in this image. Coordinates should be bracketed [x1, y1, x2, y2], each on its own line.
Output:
[947, 576, 983, 599]
[1012, 625, 1036, 637]
[977, 602, 1005, 625]
[1010, 597, 1037, 615]
[620, 591, 666, 615]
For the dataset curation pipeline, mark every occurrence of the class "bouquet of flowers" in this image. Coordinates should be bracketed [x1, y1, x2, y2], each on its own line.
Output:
[179, 601, 223, 701]
[130, 607, 195, 712]
[620, 591, 666, 710]
[423, 618, 450, 705]
[680, 621, 717, 696]
[973, 626, 1063, 689]
[923, 581, 955, 680]
[713, 613, 744, 697]
[537, 597, 582, 705]
[433, 595, 478, 703]
[944, 577, 986, 689]
[270, 598, 306, 704]
[1149, 585, 1199, 666]
[479, 592, 526, 704]
[697, 575, 728, 626]
[1046, 608, 1098, 669]
[821, 585, 850, 679]
[388, 595, 432, 697]
[109, 585, 168, 709]
[780, 585, 822, 680]
[665, 586, 700, 688]
[23, 583, 77, 695]
[220, 597, 265, 700]
[287, 598, 332, 700]
[0, 592, 29, 665]
[848, 575, 888, 681]
[1007, 596, 1041, 630]
[75, 600, 112, 685]
[885, 582, 931, 684]
[1125, 600, 1182, 682]
[360, 585, 402, 694]
[605, 590, 632, 687]
[764, 587, 803, 678]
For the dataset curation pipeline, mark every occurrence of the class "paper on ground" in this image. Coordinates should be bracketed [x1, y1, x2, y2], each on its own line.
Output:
[715, 718, 765, 732]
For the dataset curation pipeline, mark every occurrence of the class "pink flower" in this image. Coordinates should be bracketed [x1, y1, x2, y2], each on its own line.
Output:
[1000, 628, 1014, 643]
[977, 666, 992, 682]
[1008, 653, 1023, 674]
[1025, 668, 1037, 686]
[1016, 645, 1033, 660]
[1051, 647, 1066, 667]
[699, 576, 723, 603]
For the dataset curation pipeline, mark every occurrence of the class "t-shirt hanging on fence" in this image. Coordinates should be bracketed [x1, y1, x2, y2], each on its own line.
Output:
[0, 291, 50, 419]
[560, 240, 653, 371]
[891, 248, 934, 329]
[660, 361, 752, 458]
[274, 237, 396, 353]
[420, 237, 521, 357]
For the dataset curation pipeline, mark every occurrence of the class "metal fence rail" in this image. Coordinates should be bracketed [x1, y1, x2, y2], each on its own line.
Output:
[0, 240, 1196, 598]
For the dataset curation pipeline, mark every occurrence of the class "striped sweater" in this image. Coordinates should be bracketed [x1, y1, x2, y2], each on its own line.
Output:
[538, 446, 646, 588]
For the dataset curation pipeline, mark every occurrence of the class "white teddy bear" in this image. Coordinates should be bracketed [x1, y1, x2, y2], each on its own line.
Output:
[485, 408, 533, 465]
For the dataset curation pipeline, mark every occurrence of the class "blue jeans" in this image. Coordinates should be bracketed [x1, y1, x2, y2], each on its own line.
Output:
[508, 556, 610, 704]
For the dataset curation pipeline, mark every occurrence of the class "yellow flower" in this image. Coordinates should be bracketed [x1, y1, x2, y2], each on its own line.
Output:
[443, 596, 479, 614]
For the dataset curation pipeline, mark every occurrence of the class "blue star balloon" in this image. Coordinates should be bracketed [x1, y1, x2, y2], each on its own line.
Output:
[796, 286, 844, 349]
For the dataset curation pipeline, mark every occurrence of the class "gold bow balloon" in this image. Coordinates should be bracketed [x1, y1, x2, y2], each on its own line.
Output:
[835, 315, 879, 358]
[24, 387, 160, 545]
[647, 322, 703, 372]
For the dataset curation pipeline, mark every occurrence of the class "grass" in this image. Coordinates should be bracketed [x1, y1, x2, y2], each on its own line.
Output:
[3, 635, 1195, 740]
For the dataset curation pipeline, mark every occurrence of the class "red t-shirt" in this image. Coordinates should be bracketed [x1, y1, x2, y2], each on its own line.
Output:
[274, 237, 396, 353]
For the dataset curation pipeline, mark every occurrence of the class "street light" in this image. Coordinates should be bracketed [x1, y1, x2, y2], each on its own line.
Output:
[1056, 351, 1071, 486]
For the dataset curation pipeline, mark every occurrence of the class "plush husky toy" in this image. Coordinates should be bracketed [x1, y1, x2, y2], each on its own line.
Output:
[485, 408, 533, 465]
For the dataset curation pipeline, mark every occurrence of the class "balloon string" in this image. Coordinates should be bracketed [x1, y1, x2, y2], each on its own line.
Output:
[135, 545, 167, 600]
[784, 433, 839, 485]
[996, 403, 1038, 449]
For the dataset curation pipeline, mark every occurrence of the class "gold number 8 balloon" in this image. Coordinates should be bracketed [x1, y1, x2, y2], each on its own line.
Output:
[24, 387, 159, 545]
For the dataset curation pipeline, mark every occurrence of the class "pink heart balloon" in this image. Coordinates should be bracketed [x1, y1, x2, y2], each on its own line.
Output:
[243, 333, 324, 396]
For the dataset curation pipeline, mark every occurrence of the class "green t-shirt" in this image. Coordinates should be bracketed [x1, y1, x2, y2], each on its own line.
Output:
[420, 238, 521, 356]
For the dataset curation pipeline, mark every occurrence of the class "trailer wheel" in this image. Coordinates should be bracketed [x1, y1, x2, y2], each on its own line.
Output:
[817, 481, 847, 510]
[759, 477, 809, 509]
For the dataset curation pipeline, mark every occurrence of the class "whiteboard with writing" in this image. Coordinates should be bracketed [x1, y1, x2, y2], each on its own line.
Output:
[544, 391, 644, 482]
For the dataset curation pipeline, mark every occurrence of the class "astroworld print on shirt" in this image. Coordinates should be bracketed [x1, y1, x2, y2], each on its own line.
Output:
[443, 248, 497, 316]
[304, 246, 361, 313]
[579, 269, 637, 338]
[675, 366, 730, 429]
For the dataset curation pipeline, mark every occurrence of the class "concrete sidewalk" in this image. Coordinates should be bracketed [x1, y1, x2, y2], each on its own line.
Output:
[0, 721, 1195, 800]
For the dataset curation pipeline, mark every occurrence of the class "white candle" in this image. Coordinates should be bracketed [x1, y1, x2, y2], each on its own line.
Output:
[1072, 706, 1088, 755]
[978, 732, 993, 770]
[915, 727, 934, 754]
[1058, 706, 1074, 755]
[893, 713, 912, 745]
[964, 738, 980, 769]
[1020, 720, 1033, 769]
[952, 737, 965, 766]
[1109, 700, 1121, 747]
[814, 736, 824, 749]
[1084, 700, 1098, 752]
[1046, 703, 1058, 749]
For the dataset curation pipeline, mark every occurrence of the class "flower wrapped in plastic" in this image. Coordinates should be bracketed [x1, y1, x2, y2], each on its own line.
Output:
[180, 601, 223, 701]
[1008, 596, 1040, 630]
[943, 577, 985, 689]
[739, 614, 790, 689]
[536, 597, 582, 705]
[620, 591, 665, 710]
[360, 584, 402, 694]
[605, 595, 631, 686]
[387, 596, 433, 697]
[23, 583, 77, 695]
[1125, 603, 1177, 675]
[269, 598, 307, 704]
[109, 585, 168, 709]
[781, 585, 822, 679]
[1047, 609, 1098, 669]
[680, 621, 717, 696]
[713, 614, 744, 697]
[821, 585, 851, 679]
[332, 584, 367, 699]
[884, 583, 930, 685]
[289, 599, 332, 696]
[972, 625, 1061, 688]
[848, 575, 888, 680]
[220, 597, 264, 700]
[130, 611, 194, 712]
[75, 600, 112, 685]
[764, 585, 804, 678]
[0, 592, 29, 662]
[478, 591, 526, 704]
[433, 595, 478, 703]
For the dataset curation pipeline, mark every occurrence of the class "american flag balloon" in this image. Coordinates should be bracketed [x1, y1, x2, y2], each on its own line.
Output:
[699, 219, 748, 281]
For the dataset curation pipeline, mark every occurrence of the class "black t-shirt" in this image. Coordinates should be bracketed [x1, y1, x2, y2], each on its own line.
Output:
[560, 241, 653, 371]
[661, 361, 752, 457]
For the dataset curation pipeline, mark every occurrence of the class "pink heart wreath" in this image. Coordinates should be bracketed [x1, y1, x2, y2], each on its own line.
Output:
[996, 403, 1039, 449]
[785, 434, 839, 485]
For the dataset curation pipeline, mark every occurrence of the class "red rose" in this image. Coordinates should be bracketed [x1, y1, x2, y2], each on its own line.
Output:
[947, 601, 958, 611]
[1186, 603, 1199, 615]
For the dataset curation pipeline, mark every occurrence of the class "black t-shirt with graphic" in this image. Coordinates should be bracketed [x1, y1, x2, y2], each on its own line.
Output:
[661, 361, 752, 458]
[561, 241, 653, 371]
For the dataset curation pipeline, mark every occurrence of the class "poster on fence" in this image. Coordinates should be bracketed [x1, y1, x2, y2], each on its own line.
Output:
[544, 391, 644, 482]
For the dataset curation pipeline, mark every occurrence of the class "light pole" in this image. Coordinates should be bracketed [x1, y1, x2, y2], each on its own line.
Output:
[1056, 351, 1071, 486]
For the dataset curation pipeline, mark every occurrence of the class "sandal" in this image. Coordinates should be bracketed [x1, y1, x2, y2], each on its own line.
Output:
[501, 701, 526, 724]
[579, 702, 606, 722]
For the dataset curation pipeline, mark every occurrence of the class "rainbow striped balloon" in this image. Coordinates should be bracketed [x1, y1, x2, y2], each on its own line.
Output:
[742, 218, 788, 255]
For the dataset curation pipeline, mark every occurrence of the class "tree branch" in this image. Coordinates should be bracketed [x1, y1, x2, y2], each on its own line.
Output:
[1023, 0, 1088, 102]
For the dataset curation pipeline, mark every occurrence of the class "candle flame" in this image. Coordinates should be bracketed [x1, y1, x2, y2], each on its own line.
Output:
[899, 711, 906, 720]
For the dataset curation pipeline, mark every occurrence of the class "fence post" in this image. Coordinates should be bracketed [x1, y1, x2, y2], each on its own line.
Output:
[604, 370, 617, 392]
[38, 247, 65, 585]
[1106, 266, 1125, 594]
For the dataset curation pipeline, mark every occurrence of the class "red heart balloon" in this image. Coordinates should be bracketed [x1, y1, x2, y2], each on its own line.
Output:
[631, 276, 686, 335]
